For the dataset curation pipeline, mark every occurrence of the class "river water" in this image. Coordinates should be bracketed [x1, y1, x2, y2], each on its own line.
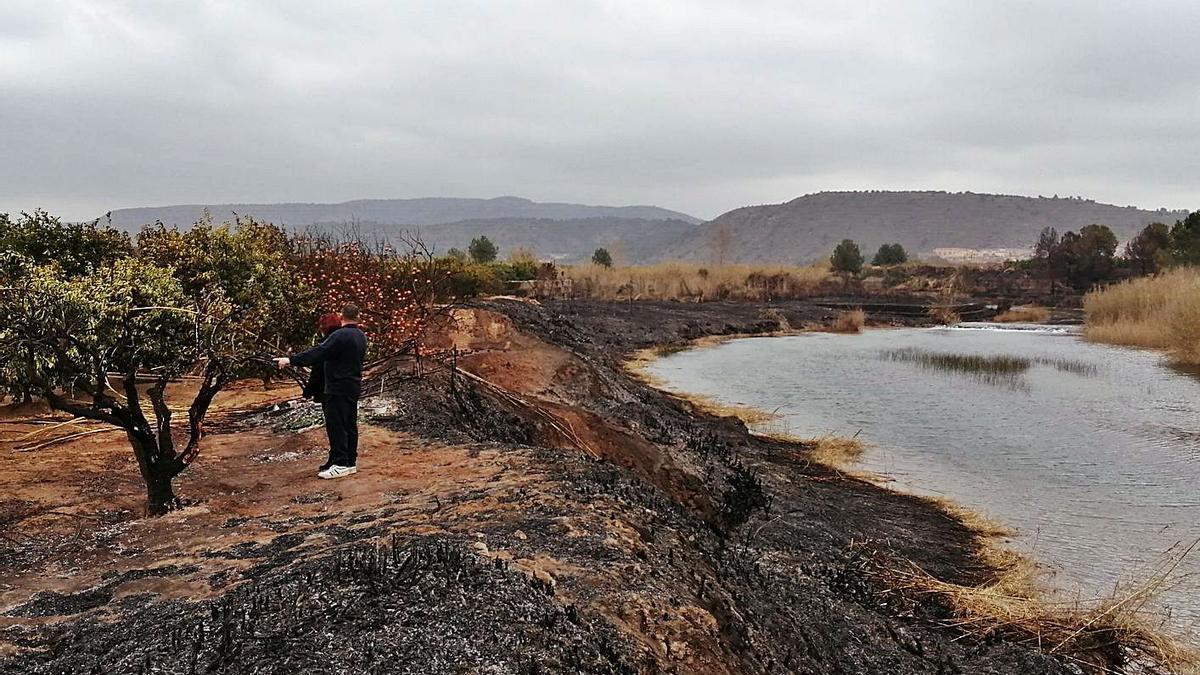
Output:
[645, 324, 1200, 637]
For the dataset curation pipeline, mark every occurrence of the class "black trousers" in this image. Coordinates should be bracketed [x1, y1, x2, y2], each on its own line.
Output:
[322, 395, 359, 467]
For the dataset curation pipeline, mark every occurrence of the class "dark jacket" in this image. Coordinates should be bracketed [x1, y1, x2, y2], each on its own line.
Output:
[290, 324, 368, 399]
[300, 332, 335, 401]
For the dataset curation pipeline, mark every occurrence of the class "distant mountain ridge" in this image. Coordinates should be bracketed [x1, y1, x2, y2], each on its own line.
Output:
[102, 196, 701, 231]
[659, 191, 1188, 264]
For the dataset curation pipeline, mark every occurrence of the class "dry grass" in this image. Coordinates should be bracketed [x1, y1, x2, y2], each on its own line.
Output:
[564, 262, 831, 302]
[1084, 268, 1200, 365]
[823, 308, 866, 333]
[684, 394, 779, 425]
[887, 495, 1200, 674]
[804, 435, 865, 467]
[993, 305, 1050, 323]
[928, 304, 961, 325]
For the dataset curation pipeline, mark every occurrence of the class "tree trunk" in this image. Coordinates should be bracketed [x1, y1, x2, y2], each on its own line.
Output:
[145, 470, 179, 516]
[127, 430, 181, 515]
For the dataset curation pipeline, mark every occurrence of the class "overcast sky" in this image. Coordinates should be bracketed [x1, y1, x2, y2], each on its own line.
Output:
[2, 1, 1197, 221]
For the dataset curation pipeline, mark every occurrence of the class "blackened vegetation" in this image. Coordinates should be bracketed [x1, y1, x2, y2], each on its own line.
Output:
[2, 537, 636, 675]
[0, 300, 1109, 674]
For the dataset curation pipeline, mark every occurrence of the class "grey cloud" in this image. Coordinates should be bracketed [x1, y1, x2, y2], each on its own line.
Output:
[1, 0, 1196, 221]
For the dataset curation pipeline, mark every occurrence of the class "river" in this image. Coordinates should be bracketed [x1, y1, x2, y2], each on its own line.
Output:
[644, 323, 1200, 638]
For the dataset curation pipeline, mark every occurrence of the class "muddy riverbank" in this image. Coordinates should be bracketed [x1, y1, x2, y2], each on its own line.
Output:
[0, 299, 1162, 673]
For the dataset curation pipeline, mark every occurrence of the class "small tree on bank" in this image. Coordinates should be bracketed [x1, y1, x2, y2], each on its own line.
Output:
[830, 239, 864, 276]
[1170, 211, 1200, 266]
[872, 243, 908, 266]
[1124, 222, 1172, 275]
[591, 247, 613, 267]
[468, 236, 498, 264]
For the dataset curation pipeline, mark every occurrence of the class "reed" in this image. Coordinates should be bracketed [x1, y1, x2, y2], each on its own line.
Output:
[564, 262, 830, 302]
[993, 305, 1050, 323]
[1084, 267, 1200, 365]
[883, 538, 1200, 674]
[825, 308, 866, 333]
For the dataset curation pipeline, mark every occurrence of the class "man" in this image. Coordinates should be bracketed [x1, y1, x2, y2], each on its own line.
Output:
[274, 304, 368, 479]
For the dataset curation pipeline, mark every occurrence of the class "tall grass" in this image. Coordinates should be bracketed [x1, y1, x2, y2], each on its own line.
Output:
[1084, 268, 1200, 365]
[564, 262, 831, 302]
[993, 305, 1050, 323]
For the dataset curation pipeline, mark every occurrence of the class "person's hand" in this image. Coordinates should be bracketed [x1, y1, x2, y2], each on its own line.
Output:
[273, 357, 290, 369]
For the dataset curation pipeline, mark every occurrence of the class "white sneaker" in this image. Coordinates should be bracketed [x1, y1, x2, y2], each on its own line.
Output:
[318, 465, 358, 479]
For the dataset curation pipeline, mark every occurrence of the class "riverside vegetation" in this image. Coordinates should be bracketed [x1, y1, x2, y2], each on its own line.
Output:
[1083, 267, 1200, 365]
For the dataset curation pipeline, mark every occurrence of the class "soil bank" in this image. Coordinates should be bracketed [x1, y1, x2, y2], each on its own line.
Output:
[0, 299, 1109, 674]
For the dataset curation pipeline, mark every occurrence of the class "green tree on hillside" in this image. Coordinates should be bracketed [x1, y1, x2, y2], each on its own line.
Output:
[1169, 210, 1200, 266]
[871, 243, 908, 266]
[592, 247, 613, 267]
[1124, 222, 1172, 275]
[445, 247, 467, 262]
[469, 236, 498, 264]
[830, 239, 864, 276]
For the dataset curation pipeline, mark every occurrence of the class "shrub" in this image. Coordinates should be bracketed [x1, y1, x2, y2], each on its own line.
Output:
[872, 243, 908, 266]
[826, 309, 866, 333]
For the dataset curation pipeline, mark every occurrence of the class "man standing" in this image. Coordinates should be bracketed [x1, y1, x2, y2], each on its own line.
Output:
[274, 304, 368, 479]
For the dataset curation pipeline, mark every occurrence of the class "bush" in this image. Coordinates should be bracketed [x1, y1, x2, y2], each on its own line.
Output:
[872, 243, 908, 266]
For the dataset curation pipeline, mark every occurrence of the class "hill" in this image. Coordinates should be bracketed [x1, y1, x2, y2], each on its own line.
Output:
[102, 196, 700, 231]
[656, 191, 1188, 264]
[383, 217, 697, 264]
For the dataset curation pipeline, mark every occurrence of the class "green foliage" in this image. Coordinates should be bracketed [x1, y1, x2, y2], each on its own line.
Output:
[468, 236, 498, 264]
[592, 247, 613, 267]
[0, 209, 132, 278]
[0, 259, 193, 394]
[830, 239, 864, 275]
[445, 247, 467, 262]
[436, 257, 504, 298]
[1124, 222, 1172, 275]
[137, 219, 316, 373]
[871, 243, 908, 266]
[1169, 211, 1200, 266]
[1035, 223, 1119, 289]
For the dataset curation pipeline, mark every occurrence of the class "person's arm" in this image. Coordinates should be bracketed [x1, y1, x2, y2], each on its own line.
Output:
[274, 331, 343, 369]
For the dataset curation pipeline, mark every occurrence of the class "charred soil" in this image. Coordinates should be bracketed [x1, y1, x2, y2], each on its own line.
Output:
[0, 299, 1110, 673]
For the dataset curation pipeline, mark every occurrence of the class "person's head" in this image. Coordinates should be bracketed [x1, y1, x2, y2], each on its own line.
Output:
[340, 303, 360, 324]
[317, 312, 342, 336]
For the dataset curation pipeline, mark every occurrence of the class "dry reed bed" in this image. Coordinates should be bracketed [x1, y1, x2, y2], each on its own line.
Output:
[994, 305, 1051, 323]
[1084, 267, 1200, 365]
[565, 262, 830, 301]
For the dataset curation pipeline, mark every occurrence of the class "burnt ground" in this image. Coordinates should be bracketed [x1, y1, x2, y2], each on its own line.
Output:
[0, 300, 1097, 674]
